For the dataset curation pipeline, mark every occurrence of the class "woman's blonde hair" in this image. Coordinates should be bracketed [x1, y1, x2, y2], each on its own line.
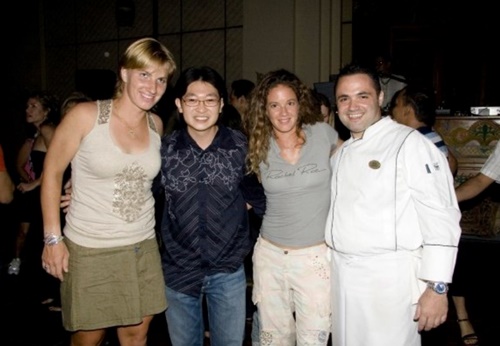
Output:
[114, 37, 177, 98]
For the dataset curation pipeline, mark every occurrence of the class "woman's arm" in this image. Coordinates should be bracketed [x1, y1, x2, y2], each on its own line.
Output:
[41, 102, 95, 280]
[16, 139, 33, 182]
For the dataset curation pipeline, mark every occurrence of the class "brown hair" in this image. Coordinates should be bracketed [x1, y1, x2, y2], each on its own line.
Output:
[245, 69, 322, 178]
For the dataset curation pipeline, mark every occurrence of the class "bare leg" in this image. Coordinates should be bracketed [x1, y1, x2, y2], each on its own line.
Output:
[14, 222, 30, 258]
[8, 222, 30, 274]
[116, 315, 154, 346]
[70, 329, 106, 346]
[452, 295, 479, 345]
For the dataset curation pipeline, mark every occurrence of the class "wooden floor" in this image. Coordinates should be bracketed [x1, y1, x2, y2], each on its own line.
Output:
[1, 236, 499, 345]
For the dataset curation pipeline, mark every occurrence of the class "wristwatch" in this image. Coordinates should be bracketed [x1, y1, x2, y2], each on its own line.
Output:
[427, 281, 448, 295]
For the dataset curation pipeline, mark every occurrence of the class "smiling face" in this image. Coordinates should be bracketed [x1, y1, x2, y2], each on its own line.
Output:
[175, 80, 223, 136]
[121, 62, 169, 111]
[266, 84, 300, 136]
[335, 73, 384, 139]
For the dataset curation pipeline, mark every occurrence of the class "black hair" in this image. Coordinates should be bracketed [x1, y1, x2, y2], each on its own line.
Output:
[174, 66, 226, 101]
[314, 91, 331, 109]
[335, 63, 381, 97]
[173, 66, 227, 127]
[230, 79, 255, 99]
[221, 104, 243, 132]
[394, 85, 436, 127]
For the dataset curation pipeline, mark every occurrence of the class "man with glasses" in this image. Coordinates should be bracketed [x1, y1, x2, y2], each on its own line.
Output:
[158, 66, 265, 346]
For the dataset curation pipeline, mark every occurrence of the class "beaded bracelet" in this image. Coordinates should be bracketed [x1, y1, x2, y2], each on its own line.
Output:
[43, 233, 65, 246]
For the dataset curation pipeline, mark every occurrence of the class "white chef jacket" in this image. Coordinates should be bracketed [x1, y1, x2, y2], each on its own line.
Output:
[324, 116, 462, 346]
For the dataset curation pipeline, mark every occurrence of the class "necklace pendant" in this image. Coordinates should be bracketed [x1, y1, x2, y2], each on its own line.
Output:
[129, 129, 135, 137]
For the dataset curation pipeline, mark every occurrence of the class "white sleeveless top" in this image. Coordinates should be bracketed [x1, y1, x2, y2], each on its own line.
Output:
[64, 99, 161, 248]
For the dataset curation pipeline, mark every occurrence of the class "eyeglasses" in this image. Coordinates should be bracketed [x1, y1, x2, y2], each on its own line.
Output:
[182, 97, 220, 107]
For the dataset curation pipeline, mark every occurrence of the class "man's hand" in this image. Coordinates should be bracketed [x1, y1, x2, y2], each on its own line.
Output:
[414, 288, 448, 331]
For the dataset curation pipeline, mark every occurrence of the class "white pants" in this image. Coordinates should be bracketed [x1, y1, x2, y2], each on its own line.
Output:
[252, 237, 331, 345]
[331, 249, 425, 346]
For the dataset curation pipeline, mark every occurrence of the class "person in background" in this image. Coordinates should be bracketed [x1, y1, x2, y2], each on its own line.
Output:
[40, 37, 176, 346]
[8, 91, 59, 277]
[312, 90, 335, 127]
[325, 63, 461, 346]
[451, 141, 500, 346]
[0, 143, 15, 204]
[390, 85, 457, 175]
[159, 66, 265, 346]
[60, 91, 92, 120]
[374, 53, 407, 114]
[245, 68, 342, 344]
[456, 141, 499, 202]
[1, 141, 16, 272]
[221, 103, 244, 131]
[229, 79, 255, 120]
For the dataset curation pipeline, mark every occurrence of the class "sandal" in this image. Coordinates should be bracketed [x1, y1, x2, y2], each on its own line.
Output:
[457, 319, 479, 346]
[461, 333, 479, 346]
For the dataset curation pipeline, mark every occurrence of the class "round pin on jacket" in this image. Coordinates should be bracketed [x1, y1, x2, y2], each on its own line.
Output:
[369, 160, 381, 169]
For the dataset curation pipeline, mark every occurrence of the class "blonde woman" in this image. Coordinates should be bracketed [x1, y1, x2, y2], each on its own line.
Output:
[41, 38, 176, 346]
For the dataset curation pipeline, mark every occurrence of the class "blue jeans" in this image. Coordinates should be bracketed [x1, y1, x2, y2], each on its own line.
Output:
[251, 309, 260, 346]
[165, 265, 246, 346]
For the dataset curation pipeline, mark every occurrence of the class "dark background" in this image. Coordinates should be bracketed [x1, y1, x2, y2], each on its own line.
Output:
[353, 0, 499, 113]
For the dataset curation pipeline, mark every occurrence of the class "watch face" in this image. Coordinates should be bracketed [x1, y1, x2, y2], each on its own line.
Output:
[435, 282, 447, 294]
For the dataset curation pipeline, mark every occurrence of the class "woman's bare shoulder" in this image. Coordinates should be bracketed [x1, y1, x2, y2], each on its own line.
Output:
[59, 101, 99, 136]
[65, 101, 98, 123]
[149, 112, 164, 136]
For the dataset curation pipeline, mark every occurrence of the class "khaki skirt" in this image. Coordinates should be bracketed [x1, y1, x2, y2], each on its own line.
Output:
[61, 237, 167, 331]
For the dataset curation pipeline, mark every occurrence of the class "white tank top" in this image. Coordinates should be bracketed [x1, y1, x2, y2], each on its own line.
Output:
[64, 99, 161, 248]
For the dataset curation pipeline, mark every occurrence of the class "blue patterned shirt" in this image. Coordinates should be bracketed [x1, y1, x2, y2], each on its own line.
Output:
[159, 125, 265, 296]
[417, 126, 449, 156]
